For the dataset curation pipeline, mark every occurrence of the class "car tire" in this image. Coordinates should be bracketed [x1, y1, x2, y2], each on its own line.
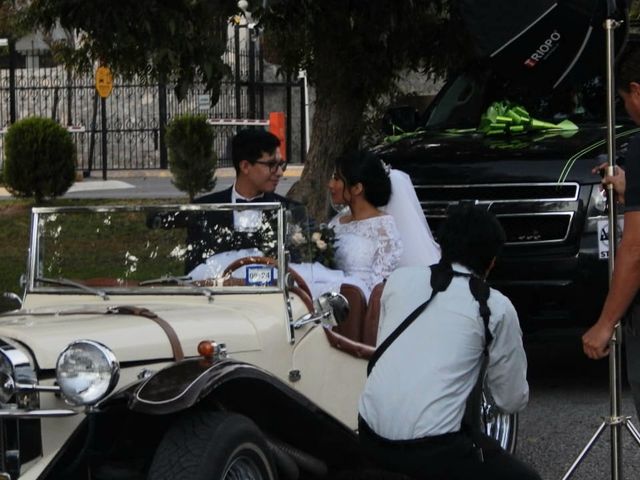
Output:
[147, 411, 277, 480]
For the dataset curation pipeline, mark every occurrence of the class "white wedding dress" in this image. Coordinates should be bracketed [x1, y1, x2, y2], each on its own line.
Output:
[294, 170, 440, 301]
[293, 210, 403, 300]
[329, 210, 403, 295]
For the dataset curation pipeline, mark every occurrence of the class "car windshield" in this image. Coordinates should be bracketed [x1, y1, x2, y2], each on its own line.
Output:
[424, 69, 631, 130]
[28, 204, 311, 294]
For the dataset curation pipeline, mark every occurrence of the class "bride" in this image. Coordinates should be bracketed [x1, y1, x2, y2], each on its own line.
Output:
[300, 149, 441, 300]
[326, 150, 404, 298]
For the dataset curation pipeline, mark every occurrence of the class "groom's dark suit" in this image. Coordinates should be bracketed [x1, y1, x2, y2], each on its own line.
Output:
[148, 187, 299, 273]
[184, 187, 297, 272]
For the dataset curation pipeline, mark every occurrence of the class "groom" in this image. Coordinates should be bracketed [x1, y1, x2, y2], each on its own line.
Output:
[184, 128, 296, 271]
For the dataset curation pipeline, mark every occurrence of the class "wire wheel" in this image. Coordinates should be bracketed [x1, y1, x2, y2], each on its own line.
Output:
[482, 395, 518, 454]
[221, 443, 275, 480]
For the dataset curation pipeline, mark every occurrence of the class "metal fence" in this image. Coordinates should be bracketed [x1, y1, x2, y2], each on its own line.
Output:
[0, 25, 306, 172]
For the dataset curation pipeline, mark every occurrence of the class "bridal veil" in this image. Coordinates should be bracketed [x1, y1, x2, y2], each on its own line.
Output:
[384, 168, 441, 268]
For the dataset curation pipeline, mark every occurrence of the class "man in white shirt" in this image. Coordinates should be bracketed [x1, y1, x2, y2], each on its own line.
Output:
[358, 203, 540, 479]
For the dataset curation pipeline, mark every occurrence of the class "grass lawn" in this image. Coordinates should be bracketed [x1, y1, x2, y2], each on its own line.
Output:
[0, 198, 185, 312]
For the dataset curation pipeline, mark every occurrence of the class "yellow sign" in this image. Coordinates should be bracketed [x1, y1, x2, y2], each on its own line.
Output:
[95, 66, 113, 98]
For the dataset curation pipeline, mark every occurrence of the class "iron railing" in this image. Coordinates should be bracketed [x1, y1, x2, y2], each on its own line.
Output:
[0, 25, 306, 172]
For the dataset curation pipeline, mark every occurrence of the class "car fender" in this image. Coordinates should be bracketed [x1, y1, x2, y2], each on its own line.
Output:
[112, 357, 365, 469]
[126, 357, 348, 427]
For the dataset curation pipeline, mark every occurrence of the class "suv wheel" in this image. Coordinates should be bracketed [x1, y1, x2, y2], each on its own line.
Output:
[148, 411, 276, 480]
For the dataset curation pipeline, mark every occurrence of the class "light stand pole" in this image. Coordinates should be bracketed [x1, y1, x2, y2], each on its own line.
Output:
[562, 4, 640, 479]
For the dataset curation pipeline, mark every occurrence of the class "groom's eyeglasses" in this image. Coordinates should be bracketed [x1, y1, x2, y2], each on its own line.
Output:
[254, 159, 287, 173]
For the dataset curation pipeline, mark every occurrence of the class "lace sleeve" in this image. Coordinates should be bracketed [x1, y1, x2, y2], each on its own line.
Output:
[370, 216, 403, 289]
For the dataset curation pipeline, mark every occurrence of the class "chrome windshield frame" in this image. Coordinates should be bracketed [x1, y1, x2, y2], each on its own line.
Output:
[27, 203, 286, 294]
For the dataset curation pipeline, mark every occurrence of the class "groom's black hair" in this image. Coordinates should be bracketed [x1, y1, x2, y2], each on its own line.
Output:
[231, 129, 280, 173]
[437, 203, 506, 276]
[334, 150, 391, 207]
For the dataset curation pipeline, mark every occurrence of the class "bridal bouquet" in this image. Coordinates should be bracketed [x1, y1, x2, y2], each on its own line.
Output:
[288, 224, 337, 269]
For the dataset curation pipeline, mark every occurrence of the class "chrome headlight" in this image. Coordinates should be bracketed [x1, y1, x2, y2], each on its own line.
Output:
[56, 340, 120, 406]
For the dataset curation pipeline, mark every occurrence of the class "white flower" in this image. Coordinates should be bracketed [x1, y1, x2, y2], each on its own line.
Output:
[316, 240, 327, 251]
[125, 252, 139, 262]
[311, 232, 322, 242]
[291, 232, 306, 246]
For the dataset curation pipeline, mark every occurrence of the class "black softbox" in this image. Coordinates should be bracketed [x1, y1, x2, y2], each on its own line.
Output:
[459, 0, 628, 92]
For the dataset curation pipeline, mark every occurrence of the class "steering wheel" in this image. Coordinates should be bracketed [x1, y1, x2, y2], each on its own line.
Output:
[221, 256, 313, 300]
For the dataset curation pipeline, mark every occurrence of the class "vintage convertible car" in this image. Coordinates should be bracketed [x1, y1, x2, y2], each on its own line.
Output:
[0, 203, 515, 479]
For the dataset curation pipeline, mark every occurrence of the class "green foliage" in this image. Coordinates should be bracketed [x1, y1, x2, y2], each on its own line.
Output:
[23, 0, 237, 101]
[165, 114, 217, 201]
[0, 198, 188, 313]
[3, 117, 76, 204]
[257, 1, 474, 107]
[0, 1, 30, 39]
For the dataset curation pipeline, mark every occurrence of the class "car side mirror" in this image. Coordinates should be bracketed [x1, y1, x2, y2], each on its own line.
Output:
[291, 291, 350, 329]
[1, 292, 22, 312]
[382, 105, 419, 135]
[316, 291, 349, 325]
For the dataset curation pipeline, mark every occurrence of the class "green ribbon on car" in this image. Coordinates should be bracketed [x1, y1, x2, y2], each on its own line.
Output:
[384, 101, 578, 144]
[446, 101, 578, 136]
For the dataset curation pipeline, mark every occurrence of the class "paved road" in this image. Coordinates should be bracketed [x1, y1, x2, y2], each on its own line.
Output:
[518, 332, 640, 480]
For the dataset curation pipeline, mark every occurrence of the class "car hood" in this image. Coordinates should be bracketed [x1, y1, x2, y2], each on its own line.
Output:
[0, 299, 272, 369]
[377, 125, 640, 184]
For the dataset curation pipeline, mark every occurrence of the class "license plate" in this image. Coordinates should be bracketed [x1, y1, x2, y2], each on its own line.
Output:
[246, 266, 275, 286]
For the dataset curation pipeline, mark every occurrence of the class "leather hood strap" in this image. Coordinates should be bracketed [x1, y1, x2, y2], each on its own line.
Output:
[107, 306, 184, 361]
[13, 305, 186, 361]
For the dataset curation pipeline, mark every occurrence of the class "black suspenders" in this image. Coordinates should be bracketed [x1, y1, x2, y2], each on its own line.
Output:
[367, 262, 493, 377]
[366, 262, 494, 459]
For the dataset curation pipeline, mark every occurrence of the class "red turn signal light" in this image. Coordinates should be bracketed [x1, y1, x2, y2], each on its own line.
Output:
[198, 340, 216, 358]
[197, 340, 227, 360]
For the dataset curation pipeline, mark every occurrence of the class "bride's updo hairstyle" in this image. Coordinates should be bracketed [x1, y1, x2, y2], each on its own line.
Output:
[334, 150, 391, 207]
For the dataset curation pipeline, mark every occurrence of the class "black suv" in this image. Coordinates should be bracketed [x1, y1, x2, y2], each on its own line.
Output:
[377, 69, 639, 332]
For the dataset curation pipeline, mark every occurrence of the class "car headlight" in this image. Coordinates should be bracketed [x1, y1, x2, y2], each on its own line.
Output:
[56, 340, 120, 406]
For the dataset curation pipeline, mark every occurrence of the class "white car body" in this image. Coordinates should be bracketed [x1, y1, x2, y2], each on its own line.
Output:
[0, 204, 513, 480]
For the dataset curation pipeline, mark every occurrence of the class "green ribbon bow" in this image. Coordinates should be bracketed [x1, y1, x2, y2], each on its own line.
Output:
[384, 101, 579, 144]
[477, 101, 578, 136]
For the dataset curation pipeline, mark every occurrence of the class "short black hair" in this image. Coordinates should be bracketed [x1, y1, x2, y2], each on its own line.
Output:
[437, 203, 506, 275]
[616, 45, 640, 93]
[231, 129, 281, 173]
[334, 150, 391, 207]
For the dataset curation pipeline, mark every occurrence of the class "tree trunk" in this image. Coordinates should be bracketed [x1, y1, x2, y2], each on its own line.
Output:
[286, 93, 366, 223]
